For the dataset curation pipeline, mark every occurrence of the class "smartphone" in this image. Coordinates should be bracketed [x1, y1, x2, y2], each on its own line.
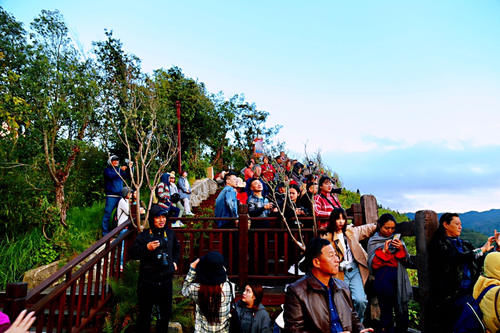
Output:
[393, 233, 401, 240]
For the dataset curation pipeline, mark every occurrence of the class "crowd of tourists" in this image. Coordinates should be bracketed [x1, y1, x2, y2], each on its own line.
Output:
[4, 154, 498, 333]
[102, 153, 500, 333]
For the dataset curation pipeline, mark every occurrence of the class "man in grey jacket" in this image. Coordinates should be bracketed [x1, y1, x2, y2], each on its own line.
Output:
[284, 238, 373, 333]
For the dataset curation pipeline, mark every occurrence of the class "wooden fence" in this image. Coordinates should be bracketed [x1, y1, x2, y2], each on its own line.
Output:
[2, 194, 440, 332]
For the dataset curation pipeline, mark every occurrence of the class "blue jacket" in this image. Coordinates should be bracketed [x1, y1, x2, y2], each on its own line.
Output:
[177, 177, 191, 200]
[104, 166, 127, 196]
[214, 185, 238, 227]
[247, 194, 270, 218]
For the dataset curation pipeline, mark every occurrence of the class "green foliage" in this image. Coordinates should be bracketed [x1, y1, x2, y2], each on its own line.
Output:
[338, 189, 361, 208]
[54, 201, 103, 257]
[104, 261, 140, 333]
[0, 228, 59, 289]
[408, 299, 421, 329]
[461, 228, 488, 247]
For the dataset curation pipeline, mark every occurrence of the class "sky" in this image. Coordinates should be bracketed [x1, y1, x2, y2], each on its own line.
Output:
[3, 0, 500, 213]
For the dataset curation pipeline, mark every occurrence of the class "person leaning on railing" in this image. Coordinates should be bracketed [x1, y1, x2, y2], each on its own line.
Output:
[428, 213, 495, 333]
[322, 208, 377, 324]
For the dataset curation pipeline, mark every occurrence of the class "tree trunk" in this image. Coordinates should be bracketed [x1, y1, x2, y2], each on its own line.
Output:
[55, 183, 68, 227]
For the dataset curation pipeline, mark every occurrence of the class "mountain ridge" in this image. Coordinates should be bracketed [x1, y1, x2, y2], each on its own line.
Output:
[405, 208, 500, 236]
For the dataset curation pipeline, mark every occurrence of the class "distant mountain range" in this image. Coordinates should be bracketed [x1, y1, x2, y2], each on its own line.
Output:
[405, 209, 500, 236]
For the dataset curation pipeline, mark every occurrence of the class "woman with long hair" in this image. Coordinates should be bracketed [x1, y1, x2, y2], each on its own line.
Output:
[182, 252, 233, 332]
[322, 208, 376, 323]
[367, 214, 412, 333]
[235, 284, 272, 333]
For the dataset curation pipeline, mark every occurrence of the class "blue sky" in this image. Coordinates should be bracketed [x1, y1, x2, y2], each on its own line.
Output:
[3, 0, 500, 213]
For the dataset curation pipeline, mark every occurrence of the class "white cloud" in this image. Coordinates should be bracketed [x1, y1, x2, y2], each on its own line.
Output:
[264, 82, 500, 154]
[394, 188, 500, 213]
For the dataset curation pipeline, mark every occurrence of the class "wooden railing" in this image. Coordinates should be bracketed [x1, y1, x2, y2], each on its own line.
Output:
[3, 221, 136, 333]
[2, 194, 440, 332]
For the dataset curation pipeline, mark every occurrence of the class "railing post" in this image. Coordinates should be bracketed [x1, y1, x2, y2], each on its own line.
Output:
[4, 282, 28, 321]
[238, 205, 249, 288]
[361, 195, 378, 225]
[415, 210, 438, 333]
[349, 203, 363, 226]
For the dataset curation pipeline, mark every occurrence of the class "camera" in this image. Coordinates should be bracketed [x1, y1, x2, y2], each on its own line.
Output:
[156, 251, 170, 267]
[339, 261, 353, 272]
[331, 187, 342, 194]
[152, 232, 170, 267]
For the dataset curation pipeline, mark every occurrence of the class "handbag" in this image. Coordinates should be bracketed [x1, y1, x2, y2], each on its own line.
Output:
[228, 281, 241, 333]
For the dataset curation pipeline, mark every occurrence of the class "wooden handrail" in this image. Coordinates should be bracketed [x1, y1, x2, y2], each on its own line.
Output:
[26, 221, 131, 301]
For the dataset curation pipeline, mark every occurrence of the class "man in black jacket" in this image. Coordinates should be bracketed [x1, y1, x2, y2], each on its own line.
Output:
[284, 238, 373, 333]
[130, 204, 180, 333]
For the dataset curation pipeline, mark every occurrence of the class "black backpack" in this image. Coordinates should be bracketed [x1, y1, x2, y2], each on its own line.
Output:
[453, 285, 497, 333]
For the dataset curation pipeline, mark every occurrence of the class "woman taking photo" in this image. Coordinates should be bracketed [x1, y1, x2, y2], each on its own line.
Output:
[367, 214, 412, 333]
[322, 208, 376, 323]
[428, 213, 495, 332]
[235, 284, 272, 333]
[182, 252, 233, 332]
[313, 175, 341, 229]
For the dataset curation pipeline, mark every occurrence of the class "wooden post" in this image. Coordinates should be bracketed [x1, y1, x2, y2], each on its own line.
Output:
[414, 210, 438, 333]
[350, 203, 363, 226]
[361, 195, 378, 225]
[238, 205, 249, 288]
[4, 282, 28, 321]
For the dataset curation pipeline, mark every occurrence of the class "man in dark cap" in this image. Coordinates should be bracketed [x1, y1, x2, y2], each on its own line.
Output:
[284, 238, 373, 333]
[101, 155, 129, 236]
[130, 204, 180, 333]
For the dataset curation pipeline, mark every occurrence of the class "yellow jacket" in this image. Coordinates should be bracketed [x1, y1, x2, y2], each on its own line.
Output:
[473, 252, 500, 333]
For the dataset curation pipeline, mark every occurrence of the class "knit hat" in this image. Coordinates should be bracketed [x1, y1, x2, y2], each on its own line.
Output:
[196, 251, 227, 285]
[484, 251, 500, 279]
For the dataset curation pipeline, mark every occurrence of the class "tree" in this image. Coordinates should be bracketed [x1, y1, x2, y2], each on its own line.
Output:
[154, 67, 225, 175]
[23, 10, 99, 227]
[95, 32, 177, 231]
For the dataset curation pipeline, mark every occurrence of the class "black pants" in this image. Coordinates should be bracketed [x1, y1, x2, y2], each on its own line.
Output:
[374, 266, 408, 333]
[136, 279, 173, 333]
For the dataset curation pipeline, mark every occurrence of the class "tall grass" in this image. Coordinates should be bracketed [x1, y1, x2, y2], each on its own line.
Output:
[55, 201, 104, 257]
[0, 228, 51, 289]
[0, 201, 105, 290]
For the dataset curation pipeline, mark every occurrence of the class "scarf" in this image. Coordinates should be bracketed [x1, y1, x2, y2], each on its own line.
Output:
[367, 232, 413, 314]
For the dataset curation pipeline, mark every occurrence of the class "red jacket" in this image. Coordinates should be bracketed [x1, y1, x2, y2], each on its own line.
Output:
[261, 163, 276, 182]
[372, 247, 407, 269]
